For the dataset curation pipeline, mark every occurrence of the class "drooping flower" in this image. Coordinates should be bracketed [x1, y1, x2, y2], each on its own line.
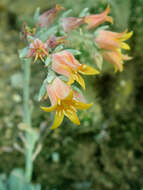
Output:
[41, 77, 93, 129]
[39, 4, 64, 27]
[62, 17, 84, 33]
[103, 49, 132, 72]
[95, 30, 133, 51]
[27, 39, 49, 62]
[84, 5, 113, 29]
[52, 50, 99, 89]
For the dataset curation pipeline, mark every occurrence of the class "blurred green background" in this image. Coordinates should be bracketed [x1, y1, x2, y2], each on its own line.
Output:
[0, 0, 143, 189]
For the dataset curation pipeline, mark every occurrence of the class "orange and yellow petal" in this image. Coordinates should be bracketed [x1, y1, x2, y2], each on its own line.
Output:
[119, 31, 133, 41]
[40, 105, 57, 112]
[104, 5, 113, 24]
[73, 100, 93, 110]
[120, 42, 130, 50]
[104, 4, 111, 15]
[67, 75, 75, 86]
[122, 54, 132, 61]
[34, 53, 39, 63]
[51, 110, 64, 129]
[103, 50, 123, 72]
[74, 73, 85, 89]
[79, 64, 99, 75]
[64, 109, 80, 125]
[105, 16, 113, 24]
[64, 90, 73, 101]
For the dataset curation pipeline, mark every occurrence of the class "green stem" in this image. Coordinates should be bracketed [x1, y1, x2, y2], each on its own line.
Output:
[22, 58, 34, 183]
[23, 59, 31, 126]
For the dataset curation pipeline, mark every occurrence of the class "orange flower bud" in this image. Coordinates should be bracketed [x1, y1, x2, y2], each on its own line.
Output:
[84, 5, 113, 29]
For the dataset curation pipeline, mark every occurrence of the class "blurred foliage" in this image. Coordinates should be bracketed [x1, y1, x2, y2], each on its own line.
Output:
[0, 168, 41, 190]
[0, 0, 143, 190]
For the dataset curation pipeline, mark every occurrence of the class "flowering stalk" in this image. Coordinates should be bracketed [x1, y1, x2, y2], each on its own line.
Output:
[19, 3, 133, 185]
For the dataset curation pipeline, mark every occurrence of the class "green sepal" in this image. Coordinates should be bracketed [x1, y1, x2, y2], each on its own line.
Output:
[38, 82, 46, 101]
[54, 44, 64, 52]
[19, 47, 29, 59]
[46, 70, 56, 83]
[79, 8, 89, 17]
[33, 7, 40, 24]
[62, 9, 72, 18]
[94, 25, 109, 37]
[58, 75, 68, 82]
[66, 49, 81, 55]
[45, 56, 51, 67]
[72, 85, 82, 94]
[27, 35, 35, 41]
[94, 52, 103, 70]
[35, 26, 58, 41]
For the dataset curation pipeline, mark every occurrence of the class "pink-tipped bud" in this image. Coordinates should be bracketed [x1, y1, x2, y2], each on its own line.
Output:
[39, 5, 64, 27]
[62, 17, 84, 33]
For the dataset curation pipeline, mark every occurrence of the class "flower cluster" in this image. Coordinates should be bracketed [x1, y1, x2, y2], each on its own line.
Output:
[95, 30, 133, 71]
[21, 4, 132, 129]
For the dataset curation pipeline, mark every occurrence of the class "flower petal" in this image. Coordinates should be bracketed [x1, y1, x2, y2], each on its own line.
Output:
[120, 42, 130, 50]
[67, 74, 75, 85]
[79, 64, 99, 75]
[73, 100, 93, 110]
[64, 91, 73, 101]
[122, 54, 132, 61]
[103, 50, 123, 72]
[64, 109, 80, 125]
[105, 16, 113, 24]
[120, 31, 133, 41]
[74, 73, 85, 89]
[40, 105, 57, 112]
[51, 110, 64, 129]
